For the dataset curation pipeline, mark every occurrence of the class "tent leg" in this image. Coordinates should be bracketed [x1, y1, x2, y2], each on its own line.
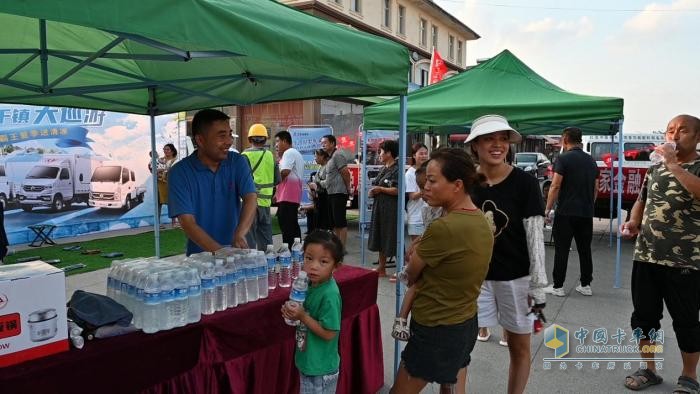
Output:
[393, 95, 408, 376]
[609, 134, 614, 247]
[359, 125, 368, 267]
[149, 87, 160, 258]
[614, 121, 624, 288]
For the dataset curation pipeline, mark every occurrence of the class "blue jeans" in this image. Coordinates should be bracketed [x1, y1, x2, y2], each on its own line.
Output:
[245, 206, 272, 251]
[299, 370, 339, 394]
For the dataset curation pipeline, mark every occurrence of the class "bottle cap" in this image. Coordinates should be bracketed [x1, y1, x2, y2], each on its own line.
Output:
[294, 237, 300, 242]
[298, 271, 308, 279]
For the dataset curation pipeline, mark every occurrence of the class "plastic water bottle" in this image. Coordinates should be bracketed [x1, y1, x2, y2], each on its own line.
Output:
[225, 256, 238, 308]
[159, 271, 176, 330]
[650, 142, 676, 164]
[200, 262, 216, 315]
[285, 271, 308, 326]
[142, 273, 161, 334]
[245, 251, 259, 302]
[214, 258, 227, 312]
[291, 237, 303, 280]
[266, 245, 278, 290]
[171, 270, 189, 327]
[278, 245, 292, 288]
[186, 267, 202, 324]
[236, 256, 248, 305]
[256, 251, 269, 299]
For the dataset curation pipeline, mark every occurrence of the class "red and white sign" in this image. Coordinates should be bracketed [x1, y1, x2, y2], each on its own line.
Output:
[428, 48, 448, 85]
[597, 167, 646, 202]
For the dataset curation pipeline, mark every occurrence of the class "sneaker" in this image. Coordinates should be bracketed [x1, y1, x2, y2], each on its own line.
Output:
[543, 284, 566, 297]
[575, 284, 593, 296]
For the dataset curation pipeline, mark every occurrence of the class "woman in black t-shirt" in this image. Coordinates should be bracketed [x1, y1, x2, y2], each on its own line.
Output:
[466, 115, 548, 394]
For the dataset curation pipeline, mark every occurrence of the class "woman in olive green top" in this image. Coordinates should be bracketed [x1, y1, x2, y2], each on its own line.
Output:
[391, 148, 494, 394]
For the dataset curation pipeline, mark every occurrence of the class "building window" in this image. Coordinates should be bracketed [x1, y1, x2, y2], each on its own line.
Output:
[419, 18, 427, 46]
[383, 0, 391, 28]
[457, 40, 464, 65]
[448, 35, 455, 60]
[398, 5, 406, 35]
[420, 68, 429, 86]
[351, 0, 361, 13]
[431, 25, 438, 50]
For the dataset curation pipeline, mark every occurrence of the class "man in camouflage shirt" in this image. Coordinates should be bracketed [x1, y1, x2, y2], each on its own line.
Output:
[621, 114, 700, 392]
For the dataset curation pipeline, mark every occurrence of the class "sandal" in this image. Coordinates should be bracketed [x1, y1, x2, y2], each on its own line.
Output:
[624, 368, 663, 391]
[81, 249, 102, 255]
[674, 376, 700, 394]
[391, 317, 410, 341]
[477, 328, 491, 342]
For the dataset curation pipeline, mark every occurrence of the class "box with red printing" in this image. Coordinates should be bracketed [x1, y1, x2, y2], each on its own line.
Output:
[0, 261, 68, 367]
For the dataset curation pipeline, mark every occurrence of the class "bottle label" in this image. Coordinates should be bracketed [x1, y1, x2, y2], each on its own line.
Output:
[290, 288, 306, 302]
[136, 288, 144, 300]
[267, 257, 276, 269]
[280, 256, 291, 268]
[292, 250, 302, 262]
[160, 289, 175, 301]
[189, 285, 201, 295]
[120, 283, 128, 293]
[175, 288, 188, 298]
[226, 272, 235, 283]
[127, 284, 136, 295]
[144, 292, 160, 304]
[201, 278, 215, 289]
[233, 270, 241, 282]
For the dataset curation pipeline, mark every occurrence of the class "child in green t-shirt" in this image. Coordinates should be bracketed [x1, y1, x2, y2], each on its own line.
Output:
[281, 230, 343, 394]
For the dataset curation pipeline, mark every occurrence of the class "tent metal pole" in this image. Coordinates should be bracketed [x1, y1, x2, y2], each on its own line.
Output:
[614, 120, 624, 288]
[148, 87, 161, 257]
[394, 95, 407, 375]
[609, 133, 614, 246]
[39, 19, 48, 91]
[359, 125, 368, 268]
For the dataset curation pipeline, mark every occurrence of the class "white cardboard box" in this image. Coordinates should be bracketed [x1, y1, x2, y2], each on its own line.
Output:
[0, 260, 68, 367]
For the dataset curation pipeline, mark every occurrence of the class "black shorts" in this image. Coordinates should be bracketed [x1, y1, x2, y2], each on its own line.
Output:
[631, 261, 700, 353]
[328, 193, 348, 229]
[401, 316, 478, 384]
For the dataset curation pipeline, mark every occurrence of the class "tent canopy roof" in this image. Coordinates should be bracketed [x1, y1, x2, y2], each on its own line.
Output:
[363, 50, 623, 135]
[0, 0, 409, 115]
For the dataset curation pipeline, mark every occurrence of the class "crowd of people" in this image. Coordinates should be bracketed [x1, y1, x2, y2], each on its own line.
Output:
[164, 108, 699, 394]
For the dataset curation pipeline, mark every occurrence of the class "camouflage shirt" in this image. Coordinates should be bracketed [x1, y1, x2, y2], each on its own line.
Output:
[633, 158, 700, 270]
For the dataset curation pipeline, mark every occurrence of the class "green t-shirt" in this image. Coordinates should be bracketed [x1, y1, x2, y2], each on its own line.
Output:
[295, 278, 342, 376]
[413, 209, 494, 326]
[634, 158, 700, 270]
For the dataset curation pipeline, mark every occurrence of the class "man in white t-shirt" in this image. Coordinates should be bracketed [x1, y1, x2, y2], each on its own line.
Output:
[275, 130, 305, 249]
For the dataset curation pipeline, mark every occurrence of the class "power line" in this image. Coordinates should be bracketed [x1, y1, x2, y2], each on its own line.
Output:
[436, 0, 700, 12]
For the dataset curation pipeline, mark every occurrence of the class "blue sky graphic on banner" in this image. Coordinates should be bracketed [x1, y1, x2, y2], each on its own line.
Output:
[0, 105, 183, 245]
[288, 126, 332, 206]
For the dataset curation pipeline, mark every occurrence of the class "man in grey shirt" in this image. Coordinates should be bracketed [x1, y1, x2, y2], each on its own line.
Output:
[320, 134, 351, 246]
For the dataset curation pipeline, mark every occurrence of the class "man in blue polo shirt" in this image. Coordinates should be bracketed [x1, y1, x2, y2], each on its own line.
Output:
[168, 109, 257, 255]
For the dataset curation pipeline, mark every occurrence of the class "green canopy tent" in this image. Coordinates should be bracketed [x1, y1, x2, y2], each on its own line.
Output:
[364, 49, 623, 135]
[0, 0, 410, 256]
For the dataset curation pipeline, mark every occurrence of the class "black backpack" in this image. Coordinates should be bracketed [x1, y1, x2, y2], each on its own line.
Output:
[67, 290, 133, 336]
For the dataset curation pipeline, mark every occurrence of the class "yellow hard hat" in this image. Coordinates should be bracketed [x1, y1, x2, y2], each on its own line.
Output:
[248, 123, 268, 138]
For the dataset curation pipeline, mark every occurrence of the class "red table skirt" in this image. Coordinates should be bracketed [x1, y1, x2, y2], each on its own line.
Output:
[0, 266, 383, 394]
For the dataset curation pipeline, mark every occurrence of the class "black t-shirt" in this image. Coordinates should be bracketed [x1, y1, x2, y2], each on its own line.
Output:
[553, 147, 599, 217]
[472, 167, 545, 281]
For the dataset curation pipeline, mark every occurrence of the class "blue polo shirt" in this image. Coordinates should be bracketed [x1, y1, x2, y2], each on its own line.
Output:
[168, 151, 256, 255]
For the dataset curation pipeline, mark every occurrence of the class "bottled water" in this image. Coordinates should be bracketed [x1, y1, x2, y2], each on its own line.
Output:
[291, 237, 303, 280]
[236, 256, 248, 305]
[133, 268, 152, 329]
[245, 251, 259, 302]
[200, 262, 216, 315]
[284, 271, 308, 326]
[649, 142, 676, 164]
[214, 258, 227, 312]
[225, 256, 238, 308]
[170, 270, 189, 328]
[159, 271, 176, 330]
[256, 251, 269, 299]
[266, 244, 278, 290]
[186, 267, 202, 324]
[278, 245, 292, 288]
[142, 273, 161, 334]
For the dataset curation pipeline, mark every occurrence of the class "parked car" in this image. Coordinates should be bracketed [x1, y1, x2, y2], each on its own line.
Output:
[514, 152, 550, 179]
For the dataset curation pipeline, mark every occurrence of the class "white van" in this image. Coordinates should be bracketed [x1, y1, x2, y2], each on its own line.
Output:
[582, 133, 664, 218]
[89, 163, 145, 211]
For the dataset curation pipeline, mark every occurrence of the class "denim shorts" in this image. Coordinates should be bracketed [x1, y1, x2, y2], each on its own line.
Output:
[401, 316, 478, 384]
[300, 369, 339, 394]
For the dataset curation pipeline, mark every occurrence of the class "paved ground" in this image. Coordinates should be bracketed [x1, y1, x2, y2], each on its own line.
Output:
[57, 216, 685, 393]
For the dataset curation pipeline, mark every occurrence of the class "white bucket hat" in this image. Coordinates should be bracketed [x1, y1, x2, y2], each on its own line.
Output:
[465, 114, 522, 144]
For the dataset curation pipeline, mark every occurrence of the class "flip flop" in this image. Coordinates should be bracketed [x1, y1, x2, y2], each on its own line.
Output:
[624, 368, 663, 391]
[101, 252, 124, 258]
[62, 245, 82, 251]
[81, 249, 101, 255]
[44, 259, 61, 265]
[477, 329, 491, 342]
[15, 256, 41, 263]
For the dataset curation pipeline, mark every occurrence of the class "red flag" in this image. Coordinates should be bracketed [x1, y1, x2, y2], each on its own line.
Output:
[428, 48, 448, 85]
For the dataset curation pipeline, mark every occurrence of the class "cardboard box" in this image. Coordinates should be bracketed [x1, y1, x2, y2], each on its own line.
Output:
[0, 261, 69, 367]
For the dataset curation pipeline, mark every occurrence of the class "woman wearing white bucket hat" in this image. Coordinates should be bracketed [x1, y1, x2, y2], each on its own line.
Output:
[467, 114, 549, 394]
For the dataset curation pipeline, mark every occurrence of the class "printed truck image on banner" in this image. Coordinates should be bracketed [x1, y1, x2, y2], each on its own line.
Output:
[0, 105, 183, 245]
